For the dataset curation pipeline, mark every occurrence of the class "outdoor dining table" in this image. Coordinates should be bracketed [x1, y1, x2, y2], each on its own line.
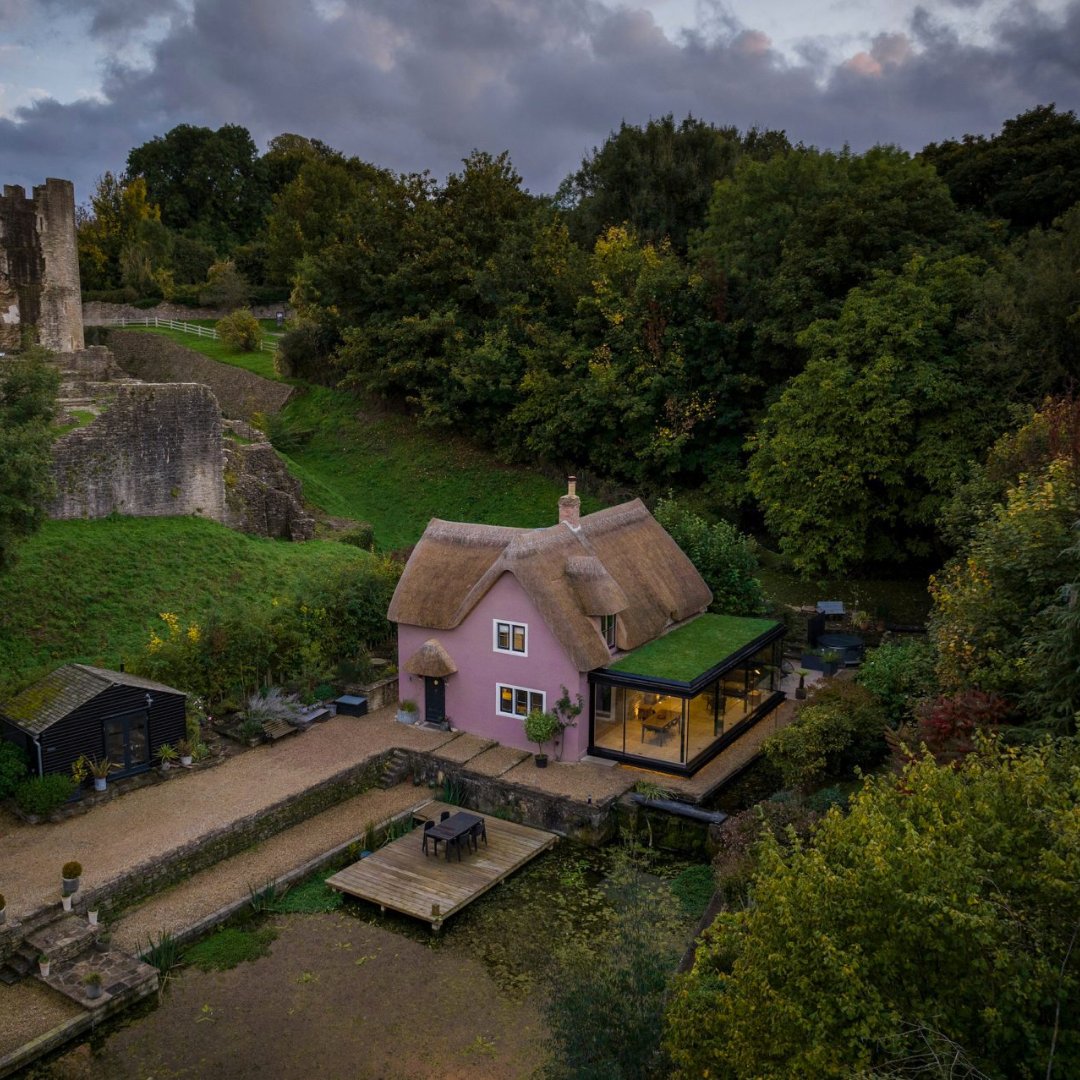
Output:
[427, 811, 483, 861]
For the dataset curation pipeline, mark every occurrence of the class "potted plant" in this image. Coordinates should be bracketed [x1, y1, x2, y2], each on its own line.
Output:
[157, 743, 178, 772]
[82, 970, 103, 1000]
[523, 708, 561, 768]
[396, 699, 418, 725]
[800, 648, 842, 676]
[94, 930, 111, 954]
[87, 906, 100, 926]
[88, 757, 115, 792]
[38, 954, 50, 977]
[175, 739, 194, 767]
[0, 892, 5, 926]
[61, 861, 82, 896]
[795, 668, 809, 700]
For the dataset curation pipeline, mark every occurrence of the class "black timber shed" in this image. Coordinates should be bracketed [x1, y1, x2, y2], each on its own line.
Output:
[0, 664, 187, 780]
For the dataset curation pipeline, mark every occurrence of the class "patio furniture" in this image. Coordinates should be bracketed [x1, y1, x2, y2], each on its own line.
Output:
[470, 818, 487, 849]
[640, 708, 679, 745]
[421, 819, 441, 858]
[427, 811, 483, 862]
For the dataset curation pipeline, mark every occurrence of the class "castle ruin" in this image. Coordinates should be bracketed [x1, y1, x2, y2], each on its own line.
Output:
[0, 178, 84, 352]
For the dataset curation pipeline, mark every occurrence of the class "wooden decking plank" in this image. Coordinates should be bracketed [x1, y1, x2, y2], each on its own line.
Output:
[326, 802, 557, 926]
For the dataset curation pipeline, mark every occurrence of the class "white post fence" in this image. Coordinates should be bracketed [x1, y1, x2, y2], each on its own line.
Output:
[101, 315, 279, 355]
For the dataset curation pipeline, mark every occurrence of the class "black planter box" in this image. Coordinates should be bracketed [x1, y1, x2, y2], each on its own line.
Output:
[800, 652, 840, 676]
[334, 694, 368, 717]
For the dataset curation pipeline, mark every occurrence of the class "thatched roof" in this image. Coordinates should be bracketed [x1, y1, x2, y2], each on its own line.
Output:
[389, 499, 712, 671]
[403, 639, 458, 678]
[1, 664, 185, 736]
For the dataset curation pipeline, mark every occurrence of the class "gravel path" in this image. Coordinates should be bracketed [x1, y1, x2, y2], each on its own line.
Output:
[111, 784, 429, 953]
[0, 707, 455, 920]
[0, 979, 82, 1058]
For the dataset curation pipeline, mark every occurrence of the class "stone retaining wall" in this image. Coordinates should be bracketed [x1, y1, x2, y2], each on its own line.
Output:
[67, 751, 390, 924]
[98, 329, 294, 419]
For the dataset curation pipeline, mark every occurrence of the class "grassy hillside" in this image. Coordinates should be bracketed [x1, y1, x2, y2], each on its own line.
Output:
[0, 517, 377, 697]
[275, 386, 603, 550]
[112, 325, 281, 380]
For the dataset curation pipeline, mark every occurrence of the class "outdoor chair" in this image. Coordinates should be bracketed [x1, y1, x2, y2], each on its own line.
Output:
[421, 819, 441, 857]
[470, 819, 487, 848]
[440, 810, 451, 822]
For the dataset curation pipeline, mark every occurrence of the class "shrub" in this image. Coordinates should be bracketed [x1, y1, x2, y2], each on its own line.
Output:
[856, 638, 938, 726]
[62, 861, 82, 879]
[523, 708, 562, 754]
[14, 774, 76, 816]
[670, 864, 716, 919]
[245, 687, 303, 724]
[216, 308, 261, 352]
[337, 523, 375, 551]
[274, 322, 338, 382]
[764, 681, 888, 791]
[238, 718, 265, 742]
[918, 689, 1010, 764]
[200, 259, 250, 310]
[0, 741, 29, 798]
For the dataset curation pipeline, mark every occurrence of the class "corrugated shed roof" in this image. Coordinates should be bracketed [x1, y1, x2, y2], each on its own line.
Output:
[388, 499, 712, 671]
[1, 664, 185, 736]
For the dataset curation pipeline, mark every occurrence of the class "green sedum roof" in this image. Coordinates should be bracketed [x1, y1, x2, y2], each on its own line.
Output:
[607, 612, 782, 684]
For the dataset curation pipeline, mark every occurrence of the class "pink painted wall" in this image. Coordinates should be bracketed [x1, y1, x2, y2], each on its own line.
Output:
[397, 571, 593, 759]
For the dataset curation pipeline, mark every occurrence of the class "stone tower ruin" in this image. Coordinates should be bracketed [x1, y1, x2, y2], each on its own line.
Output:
[0, 178, 84, 353]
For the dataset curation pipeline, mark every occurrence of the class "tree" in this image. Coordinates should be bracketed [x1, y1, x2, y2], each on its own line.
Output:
[666, 740, 1080, 1079]
[653, 496, 764, 615]
[920, 104, 1080, 232]
[747, 255, 1003, 575]
[929, 397, 1080, 713]
[694, 145, 986, 381]
[0, 351, 59, 572]
[200, 259, 250, 311]
[559, 115, 788, 253]
[127, 123, 268, 250]
[216, 309, 261, 352]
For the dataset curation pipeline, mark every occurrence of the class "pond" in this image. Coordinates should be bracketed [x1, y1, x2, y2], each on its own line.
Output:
[33, 841, 711, 1080]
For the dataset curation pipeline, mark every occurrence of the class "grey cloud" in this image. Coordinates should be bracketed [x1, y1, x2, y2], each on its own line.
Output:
[2, 0, 1079, 205]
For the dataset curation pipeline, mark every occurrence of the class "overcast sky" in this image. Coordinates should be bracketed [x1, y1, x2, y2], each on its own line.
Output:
[2, 0, 1079, 204]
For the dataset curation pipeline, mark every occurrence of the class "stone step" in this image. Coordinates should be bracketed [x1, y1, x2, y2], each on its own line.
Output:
[40, 944, 158, 1012]
[26, 914, 98, 965]
[378, 750, 412, 789]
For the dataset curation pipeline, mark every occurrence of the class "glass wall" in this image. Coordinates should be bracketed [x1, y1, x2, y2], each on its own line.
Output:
[591, 639, 782, 771]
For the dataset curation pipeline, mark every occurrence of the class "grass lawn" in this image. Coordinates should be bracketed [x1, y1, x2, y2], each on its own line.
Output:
[112, 325, 282, 381]
[0, 516, 379, 697]
[609, 612, 782, 683]
[275, 385, 606, 550]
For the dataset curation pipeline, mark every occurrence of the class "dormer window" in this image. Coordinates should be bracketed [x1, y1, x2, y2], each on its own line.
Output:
[601, 613, 617, 649]
[494, 620, 528, 655]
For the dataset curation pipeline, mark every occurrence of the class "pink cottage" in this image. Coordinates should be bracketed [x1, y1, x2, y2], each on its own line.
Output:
[389, 481, 785, 776]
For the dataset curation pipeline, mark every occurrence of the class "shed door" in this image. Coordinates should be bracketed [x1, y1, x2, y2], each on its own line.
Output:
[424, 677, 446, 726]
[104, 711, 151, 775]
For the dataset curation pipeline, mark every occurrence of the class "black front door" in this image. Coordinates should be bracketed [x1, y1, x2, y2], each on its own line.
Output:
[103, 711, 151, 775]
[424, 677, 446, 726]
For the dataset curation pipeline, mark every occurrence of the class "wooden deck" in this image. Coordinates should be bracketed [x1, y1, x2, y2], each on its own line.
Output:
[325, 802, 558, 929]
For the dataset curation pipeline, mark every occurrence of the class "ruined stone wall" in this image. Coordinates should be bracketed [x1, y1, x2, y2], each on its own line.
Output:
[0, 179, 83, 352]
[50, 383, 227, 522]
[83, 301, 289, 324]
[101, 329, 294, 419]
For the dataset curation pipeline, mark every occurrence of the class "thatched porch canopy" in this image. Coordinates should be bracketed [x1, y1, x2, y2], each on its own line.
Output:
[403, 639, 458, 678]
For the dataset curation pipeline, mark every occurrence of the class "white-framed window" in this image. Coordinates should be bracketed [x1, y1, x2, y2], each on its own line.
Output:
[493, 619, 528, 656]
[496, 683, 545, 717]
[600, 613, 617, 649]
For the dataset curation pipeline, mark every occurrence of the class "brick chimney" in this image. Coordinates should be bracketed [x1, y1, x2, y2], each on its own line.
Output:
[558, 475, 580, 527]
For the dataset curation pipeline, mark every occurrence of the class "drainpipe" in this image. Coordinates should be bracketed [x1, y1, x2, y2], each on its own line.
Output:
[32, 734, 44, 778]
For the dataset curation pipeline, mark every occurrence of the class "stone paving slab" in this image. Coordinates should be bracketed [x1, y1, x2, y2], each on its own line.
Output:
[499, 757, 636, 805]
[464, 745, 531, 777]
[429, 732, 495, 764]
